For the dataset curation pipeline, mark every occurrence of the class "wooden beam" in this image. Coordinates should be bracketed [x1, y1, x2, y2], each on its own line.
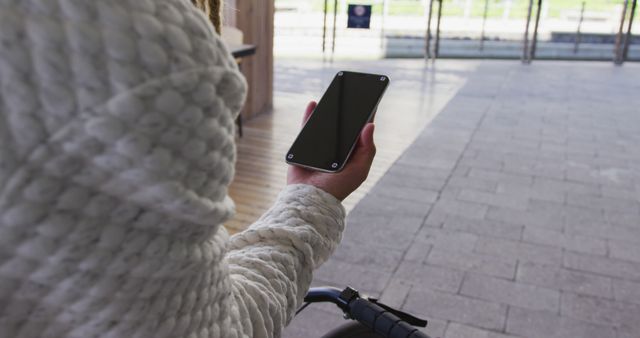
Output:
[235, 0, 275, 120]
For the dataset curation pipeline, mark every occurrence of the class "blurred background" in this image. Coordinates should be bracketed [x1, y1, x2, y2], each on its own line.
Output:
[274, 0, 639, 60]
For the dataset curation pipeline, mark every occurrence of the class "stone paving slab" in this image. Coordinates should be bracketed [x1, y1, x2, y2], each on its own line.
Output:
[283, 61, 640, 338]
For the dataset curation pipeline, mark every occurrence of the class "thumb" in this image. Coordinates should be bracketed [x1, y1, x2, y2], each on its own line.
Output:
[350, 123, 376, 165]
[302, 101, 317, 126]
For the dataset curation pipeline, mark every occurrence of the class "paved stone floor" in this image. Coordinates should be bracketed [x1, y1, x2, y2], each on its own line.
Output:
[283, 61, 640, 338]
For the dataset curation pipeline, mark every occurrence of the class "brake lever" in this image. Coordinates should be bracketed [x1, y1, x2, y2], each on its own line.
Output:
[367, 298, 428, 328]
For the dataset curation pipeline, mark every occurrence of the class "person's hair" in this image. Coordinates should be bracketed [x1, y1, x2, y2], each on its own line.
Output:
[192, 0, 222, 33]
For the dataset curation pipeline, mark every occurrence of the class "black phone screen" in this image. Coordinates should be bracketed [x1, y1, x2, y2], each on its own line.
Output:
[286, 71, 389, 172]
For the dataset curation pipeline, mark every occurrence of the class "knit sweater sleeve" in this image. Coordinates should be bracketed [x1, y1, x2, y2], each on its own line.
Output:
[226, 184, 346, 337]
[1, 1, 348, 338]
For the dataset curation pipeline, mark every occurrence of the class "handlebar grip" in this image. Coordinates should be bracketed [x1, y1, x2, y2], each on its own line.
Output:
[349, 299, 431, 338]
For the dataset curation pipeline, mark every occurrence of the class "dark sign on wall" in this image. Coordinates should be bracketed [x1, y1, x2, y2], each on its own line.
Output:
[347, 4, 372, 29]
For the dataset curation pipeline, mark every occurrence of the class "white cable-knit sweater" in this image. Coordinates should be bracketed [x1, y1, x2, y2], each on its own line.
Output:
[0, 1, 346, 337]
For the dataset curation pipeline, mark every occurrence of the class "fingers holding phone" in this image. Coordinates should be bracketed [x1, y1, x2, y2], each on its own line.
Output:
[286, 71, 388, 200]
[287, 109, 377, 201]
[347, 122, 376, 180]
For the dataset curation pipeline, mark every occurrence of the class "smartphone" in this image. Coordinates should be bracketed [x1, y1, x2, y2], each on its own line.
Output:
[286, 71, 390, 173]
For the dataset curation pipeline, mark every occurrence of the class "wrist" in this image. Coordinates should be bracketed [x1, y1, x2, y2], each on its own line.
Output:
[287, 180, 346, 201]
[285, 183, 343, 203]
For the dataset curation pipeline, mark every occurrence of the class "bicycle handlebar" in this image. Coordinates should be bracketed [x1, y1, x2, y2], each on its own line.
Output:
[349, 298, 431, 338]
[303, 287, 431, 338]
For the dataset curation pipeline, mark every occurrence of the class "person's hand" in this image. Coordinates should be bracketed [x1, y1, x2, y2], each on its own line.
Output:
[287, 101, 377, 201]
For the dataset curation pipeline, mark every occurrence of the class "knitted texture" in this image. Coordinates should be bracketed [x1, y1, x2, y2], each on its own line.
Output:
[0, 1, 346, 337]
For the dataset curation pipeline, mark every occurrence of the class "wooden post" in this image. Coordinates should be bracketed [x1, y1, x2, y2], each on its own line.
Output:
[523, 0, 533, 63]
[529, 0, 543, 60]
[322, 0, 329, 53]
[480, 0, 489, 51]
[236, 0, 274, 119]
[331, 0, 338, 58]
[614, 0, 630, 65]
[435, 0, 443, 58]
[222, 0, 237, 26]
[425, 0, 434, 59]
[574, 1, 586, 54]
[622, 0, 637, 61]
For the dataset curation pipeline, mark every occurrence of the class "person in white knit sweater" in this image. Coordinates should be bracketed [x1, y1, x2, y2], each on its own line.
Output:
[0, 0, 377, 337]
